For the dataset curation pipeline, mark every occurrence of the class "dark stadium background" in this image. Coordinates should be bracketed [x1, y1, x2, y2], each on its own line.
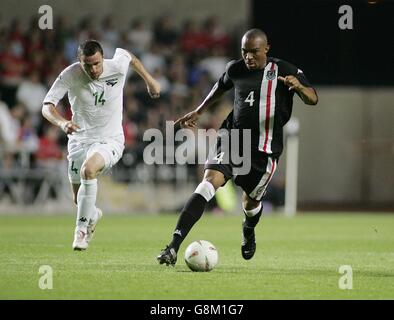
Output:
[252, 0, 393, 86]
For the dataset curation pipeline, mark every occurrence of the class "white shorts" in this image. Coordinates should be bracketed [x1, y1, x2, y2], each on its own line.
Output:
[67, 138, 124, 184]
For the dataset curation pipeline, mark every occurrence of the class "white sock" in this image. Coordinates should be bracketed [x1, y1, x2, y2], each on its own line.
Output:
[243, 202, 262, 217]
[194, 181, 216, 202]
[90, 207, 99, 223]
[74, 202, 98, 224]
[76, 179, 98, 232]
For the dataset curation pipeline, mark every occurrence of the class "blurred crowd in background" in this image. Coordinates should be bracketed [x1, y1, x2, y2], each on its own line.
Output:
[0, 15, 238, 170]
[0, 15, 285, 208]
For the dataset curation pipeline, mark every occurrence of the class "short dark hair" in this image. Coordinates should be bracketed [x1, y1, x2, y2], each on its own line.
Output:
[77, 40, 103, 57]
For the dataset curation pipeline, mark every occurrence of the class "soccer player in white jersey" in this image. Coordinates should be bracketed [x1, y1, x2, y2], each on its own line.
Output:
[42, 40, 160, 250]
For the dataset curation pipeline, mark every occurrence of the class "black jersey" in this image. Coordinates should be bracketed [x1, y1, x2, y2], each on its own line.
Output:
[217, 57, 314, 157]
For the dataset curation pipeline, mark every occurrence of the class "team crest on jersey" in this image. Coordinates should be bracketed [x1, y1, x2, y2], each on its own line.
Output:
[266, 70, 276, 80]
[105, 78, 118, 86]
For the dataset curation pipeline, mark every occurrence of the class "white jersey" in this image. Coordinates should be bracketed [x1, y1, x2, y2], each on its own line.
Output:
[44, 48, 132, 145]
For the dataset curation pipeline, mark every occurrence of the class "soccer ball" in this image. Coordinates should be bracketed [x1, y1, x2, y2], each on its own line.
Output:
[184, 240, 218, 272]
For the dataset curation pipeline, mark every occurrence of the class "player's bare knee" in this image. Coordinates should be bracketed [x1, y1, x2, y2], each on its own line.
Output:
[80, 164, 97, 180]
[203, 177, 220, 190]
[194, 171, 224, 202]
[203, 171, 225, 190]
[243, 200, 260, 212]
[242, 193, 260, 211]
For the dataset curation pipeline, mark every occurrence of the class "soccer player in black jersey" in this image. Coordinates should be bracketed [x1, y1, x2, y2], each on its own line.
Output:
[157, 28, 318, 266]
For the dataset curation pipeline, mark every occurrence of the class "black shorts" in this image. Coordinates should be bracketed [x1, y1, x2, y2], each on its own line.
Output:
[205, 134, 278, 201]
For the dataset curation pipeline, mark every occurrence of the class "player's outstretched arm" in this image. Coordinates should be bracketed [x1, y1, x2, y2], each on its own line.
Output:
[127, 52, 161, 99]
[278, 75, 318, 105]
[175, 82, 227, 129]
[42, 102, 80, 134]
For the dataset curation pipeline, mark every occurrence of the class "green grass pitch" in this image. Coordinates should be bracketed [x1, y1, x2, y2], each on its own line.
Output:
[0, 212, 393, 299]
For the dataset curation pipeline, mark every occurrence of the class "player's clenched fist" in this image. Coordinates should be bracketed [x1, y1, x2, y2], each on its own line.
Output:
[278, 75, 303, 91]
[147, 80, 161, 99]
[61, 121, 80, 134]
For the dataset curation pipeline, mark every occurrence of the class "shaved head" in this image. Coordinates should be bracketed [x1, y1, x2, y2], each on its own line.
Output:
[241, 29, 270, 70]
[243, 29, 268, 44]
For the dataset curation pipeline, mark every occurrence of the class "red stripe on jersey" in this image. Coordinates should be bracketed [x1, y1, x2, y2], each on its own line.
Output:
[266, 159, 277, 187]
[262, 62, 276, 153]
[260, 158, 277, 190]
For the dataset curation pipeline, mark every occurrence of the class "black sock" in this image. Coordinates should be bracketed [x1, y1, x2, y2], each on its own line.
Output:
[243, 207, 263, 238]
[169, 193, 207, 252]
